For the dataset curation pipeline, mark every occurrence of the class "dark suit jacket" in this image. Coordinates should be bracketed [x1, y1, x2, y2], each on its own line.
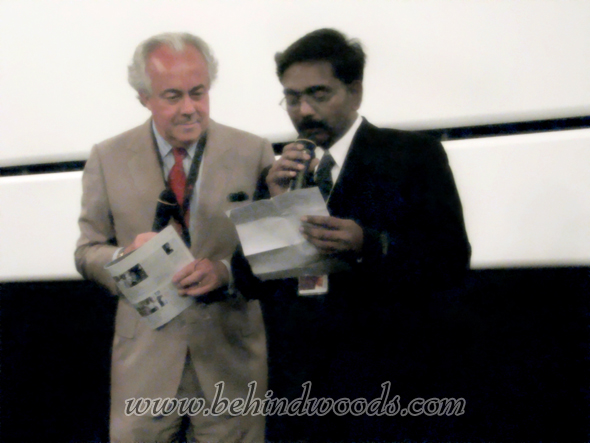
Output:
[320, 118, 470, 324]
[239, 117, 470, 304]
[235, 118, 471, 439]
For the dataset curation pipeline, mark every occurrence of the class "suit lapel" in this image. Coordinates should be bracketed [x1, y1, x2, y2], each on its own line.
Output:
[327, 119, 373, 216]
[128, 119, 166, 201]
[122, 119, 237, 257]
[190, 120, 234, 255]
[328, 119, 407, 230]
[196, 120, 233, 213]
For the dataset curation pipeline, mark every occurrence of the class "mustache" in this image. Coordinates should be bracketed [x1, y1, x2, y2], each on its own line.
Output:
[175, 116, 200, 124]
[297, 118, 330, 132]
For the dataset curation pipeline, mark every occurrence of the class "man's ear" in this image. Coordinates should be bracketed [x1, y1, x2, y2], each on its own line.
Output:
[138, 92, 151, 109]
[348, 80, 363, 110]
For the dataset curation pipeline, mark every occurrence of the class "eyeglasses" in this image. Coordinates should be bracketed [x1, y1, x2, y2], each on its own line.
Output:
[279, 86, 338, 110]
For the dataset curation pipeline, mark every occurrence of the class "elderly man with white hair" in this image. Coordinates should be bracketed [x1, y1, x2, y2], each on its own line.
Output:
[75, 32, 273, 443]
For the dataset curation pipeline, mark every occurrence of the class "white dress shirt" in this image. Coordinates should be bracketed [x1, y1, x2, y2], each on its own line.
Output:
[152, 122, 203, 235]
[152, 123, 233, 278]
[313, 114, 363, 186]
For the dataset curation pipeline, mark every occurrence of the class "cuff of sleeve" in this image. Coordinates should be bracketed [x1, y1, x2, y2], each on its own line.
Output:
[112, 247, 125, 261]
[221, 259, 234, 290]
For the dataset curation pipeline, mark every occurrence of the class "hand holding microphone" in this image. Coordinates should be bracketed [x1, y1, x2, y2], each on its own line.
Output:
[290, 139, 317, 190]
[266, 139, 318, 197]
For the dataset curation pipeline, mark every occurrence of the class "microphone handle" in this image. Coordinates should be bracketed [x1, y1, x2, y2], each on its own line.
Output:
[152, 188, 191, 247]
[291, 158, 312, 190]
[152, 189, 178, 231]
[290, 139, 316, 190]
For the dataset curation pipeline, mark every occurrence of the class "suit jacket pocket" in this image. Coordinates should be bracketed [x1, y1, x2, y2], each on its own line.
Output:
[238, 299, 265, 338]
[223, 298, 264, 338]
[114, 299, 139, 339]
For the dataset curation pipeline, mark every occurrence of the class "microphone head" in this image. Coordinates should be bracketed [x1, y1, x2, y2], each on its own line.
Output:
[291, 138, 317, 190]
[296, 138, 317, 150]
[152, 189, 180, 232]
[158, 188, 178, 206]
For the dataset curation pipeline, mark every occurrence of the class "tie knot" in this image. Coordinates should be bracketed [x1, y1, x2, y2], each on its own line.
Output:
[172, 147, 187, 162]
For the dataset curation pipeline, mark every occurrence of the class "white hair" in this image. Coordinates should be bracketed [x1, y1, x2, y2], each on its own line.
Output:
[128, 32, 218, 96]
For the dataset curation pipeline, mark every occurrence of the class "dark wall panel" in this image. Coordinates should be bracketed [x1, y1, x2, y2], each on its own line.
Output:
[1, 268, 589, 442]
[0, 281, 116, 443]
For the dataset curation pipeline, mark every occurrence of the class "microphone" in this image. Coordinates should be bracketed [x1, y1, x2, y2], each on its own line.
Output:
[152, 189, 180, 232]
[290, 138, 317, 190]
[152, 189, 191, 246]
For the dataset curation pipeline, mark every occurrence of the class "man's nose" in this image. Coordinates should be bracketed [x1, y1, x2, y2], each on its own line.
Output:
[179, 96, 197, 114]
[298, 98, 316, 117]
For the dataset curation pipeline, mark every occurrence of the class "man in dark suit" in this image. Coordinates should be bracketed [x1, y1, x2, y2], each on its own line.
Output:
[251, 28, 471, 441]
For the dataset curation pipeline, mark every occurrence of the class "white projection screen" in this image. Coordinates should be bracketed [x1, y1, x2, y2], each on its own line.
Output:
[1, 0, 589, 165]
[0, 0, 589, 281]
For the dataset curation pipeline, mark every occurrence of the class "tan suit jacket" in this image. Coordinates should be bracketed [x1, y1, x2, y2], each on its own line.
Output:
[75, 119, 274, 416]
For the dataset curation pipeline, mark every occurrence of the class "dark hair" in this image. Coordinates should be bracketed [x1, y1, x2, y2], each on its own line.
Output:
[275, 28, 365, 85]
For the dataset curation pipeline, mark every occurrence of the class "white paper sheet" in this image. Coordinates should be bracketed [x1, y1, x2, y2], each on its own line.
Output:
[105, 226, 194, 329]
[229, 188, 350, 280]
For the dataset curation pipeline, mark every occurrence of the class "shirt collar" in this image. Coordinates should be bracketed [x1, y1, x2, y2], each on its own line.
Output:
[315, 114, 362, 167]
[152, 121, 198, 160]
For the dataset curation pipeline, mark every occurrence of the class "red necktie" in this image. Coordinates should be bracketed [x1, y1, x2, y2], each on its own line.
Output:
[169, 147, 188, 225]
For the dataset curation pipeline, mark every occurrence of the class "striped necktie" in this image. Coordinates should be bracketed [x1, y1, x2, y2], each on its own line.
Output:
[315, 152, 335, 202]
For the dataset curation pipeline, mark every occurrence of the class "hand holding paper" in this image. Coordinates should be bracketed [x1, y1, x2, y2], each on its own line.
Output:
[122, 232, 158, 255]
[172, 258, 229, 297]
[300, 215, 364, 254]
[105, 226, 195, 329]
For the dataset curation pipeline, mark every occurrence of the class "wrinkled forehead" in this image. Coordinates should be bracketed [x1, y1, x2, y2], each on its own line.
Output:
[147, 44, 205, 76]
